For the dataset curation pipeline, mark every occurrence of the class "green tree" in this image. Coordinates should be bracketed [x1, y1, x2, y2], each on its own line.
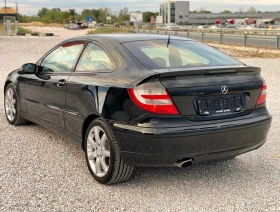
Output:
[247, 7, 257, 13]
[37, 7, 49, 18]
[18, 14, 40, 23]
[69, 9, 76, 22]
[238, 7, 244, 13]
[99, 7, 111, 23]
[118, 7, 129, 24]
[81, 9, 101, 22]
[221, 10, 231, 13]
[143, 11, 159, 23]
[197, 7, 212, 13]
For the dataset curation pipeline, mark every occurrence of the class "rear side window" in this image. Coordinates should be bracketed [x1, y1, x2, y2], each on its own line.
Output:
[122, 40, 241, 70]
[41, 42, 84, 73]
[75, 43, 114, 72]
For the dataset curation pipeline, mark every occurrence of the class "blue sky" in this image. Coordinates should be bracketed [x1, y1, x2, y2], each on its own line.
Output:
[3, 0, 280, 15]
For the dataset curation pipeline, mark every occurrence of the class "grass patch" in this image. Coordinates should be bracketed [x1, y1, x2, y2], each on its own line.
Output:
[87, 27, 132, 34]
[18, 27, 32, 34]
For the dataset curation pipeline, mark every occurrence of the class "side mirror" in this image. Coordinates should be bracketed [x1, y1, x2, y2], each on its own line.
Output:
[22, 63, 37, 74]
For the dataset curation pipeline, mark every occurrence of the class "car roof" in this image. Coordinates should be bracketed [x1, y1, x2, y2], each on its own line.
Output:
[69, 34, 193, 43]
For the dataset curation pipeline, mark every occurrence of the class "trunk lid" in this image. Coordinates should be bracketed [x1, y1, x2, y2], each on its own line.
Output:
[157, 66, 263, 121]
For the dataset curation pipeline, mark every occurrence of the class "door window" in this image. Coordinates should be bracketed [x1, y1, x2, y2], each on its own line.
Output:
[41, 41, 84, 73]
[76, 43, 114, 72]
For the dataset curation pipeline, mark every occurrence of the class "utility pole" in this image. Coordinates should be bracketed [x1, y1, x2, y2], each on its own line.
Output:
[16, 2, 18, 21]
[4, 0, 7, 31]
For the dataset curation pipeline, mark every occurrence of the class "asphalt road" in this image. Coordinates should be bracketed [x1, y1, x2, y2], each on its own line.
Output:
[139, 29, 280, 48]
[0, 37, 280, 211]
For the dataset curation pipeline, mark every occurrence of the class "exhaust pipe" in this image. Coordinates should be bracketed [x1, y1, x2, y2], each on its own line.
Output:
[174, 158, 193, 168]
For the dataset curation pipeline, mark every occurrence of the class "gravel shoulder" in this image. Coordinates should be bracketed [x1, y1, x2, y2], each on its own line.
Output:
[207, 42, 280, 58]
[0, 37, 279, 211]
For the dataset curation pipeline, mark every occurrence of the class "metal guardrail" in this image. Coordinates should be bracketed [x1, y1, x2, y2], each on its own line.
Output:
[131, 28, 280, 49]
[169, 28, 280, 35]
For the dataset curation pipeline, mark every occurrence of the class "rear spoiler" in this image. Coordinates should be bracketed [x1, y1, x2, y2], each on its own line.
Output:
[129, 66, 261, 88]
[152, 66, 261, 78]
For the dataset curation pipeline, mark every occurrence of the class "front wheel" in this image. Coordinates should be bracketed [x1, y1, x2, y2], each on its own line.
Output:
[4, 84, 28, 125]
[85, 118, 134, 184]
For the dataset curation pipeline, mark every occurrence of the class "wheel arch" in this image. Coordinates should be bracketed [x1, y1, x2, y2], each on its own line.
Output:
[82, 114, 101, 150]
[4, 80, 12, 93]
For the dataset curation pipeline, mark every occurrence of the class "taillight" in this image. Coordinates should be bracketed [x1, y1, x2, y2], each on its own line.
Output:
[256, 81, 267, 105]
[128, 81, 179, 115]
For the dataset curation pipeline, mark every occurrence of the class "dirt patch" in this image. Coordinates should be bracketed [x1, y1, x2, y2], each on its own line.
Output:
[207, 42, 280, 58]
[19, 22, 63, 28]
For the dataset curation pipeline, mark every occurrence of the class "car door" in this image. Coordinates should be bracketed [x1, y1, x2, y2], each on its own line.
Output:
[24, 41, 86, 128]
[64, 42, 116, 137]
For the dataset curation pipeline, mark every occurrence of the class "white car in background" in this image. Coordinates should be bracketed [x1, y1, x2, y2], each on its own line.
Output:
[162, 23, 180, 31]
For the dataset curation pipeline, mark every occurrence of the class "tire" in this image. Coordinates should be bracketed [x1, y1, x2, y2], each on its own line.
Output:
[45, 33, 54, 37]
[4, 84, 28, 126]
[17, 33, 26, 36]
[85, 118, 134, 184]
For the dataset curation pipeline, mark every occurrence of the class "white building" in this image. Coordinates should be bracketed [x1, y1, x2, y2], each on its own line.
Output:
[159, 0, 190, 24]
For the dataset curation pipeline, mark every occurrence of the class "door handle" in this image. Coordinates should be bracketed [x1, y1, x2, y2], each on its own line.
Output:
[56, 80, 66, 87]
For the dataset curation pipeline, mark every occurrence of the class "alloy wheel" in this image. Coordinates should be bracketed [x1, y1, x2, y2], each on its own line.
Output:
[5, 88, 16, 122]
[87, 126, 111, 178]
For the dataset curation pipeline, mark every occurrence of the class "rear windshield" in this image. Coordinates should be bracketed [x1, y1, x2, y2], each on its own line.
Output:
[122, 40, 242, 70]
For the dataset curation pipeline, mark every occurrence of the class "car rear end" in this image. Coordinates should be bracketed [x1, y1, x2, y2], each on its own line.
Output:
[169, 24, 180, 31]
[113, 38, 272, 167]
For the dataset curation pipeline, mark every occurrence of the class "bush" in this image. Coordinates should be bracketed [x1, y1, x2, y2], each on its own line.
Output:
[87, 27, 131, 34]
[17, 27, 32, 34]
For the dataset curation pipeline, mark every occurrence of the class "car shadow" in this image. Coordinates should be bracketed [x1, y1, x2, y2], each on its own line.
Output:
[113, 157, 263, 188]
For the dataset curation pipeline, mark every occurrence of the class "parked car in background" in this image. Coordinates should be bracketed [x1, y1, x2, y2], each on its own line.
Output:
[235, 25, 245, 29]
[208, 25, 220, 29]
[225, 24, 236, 29]
[77, 22, 88, 29]
[113, 22, 120, 27]
[64, 24, 70, 29]
[163, 23, 180, 31]
[245, 24, 256, 29]
[68, 23, 80, 30]
[142, 24, 152, 29]
[156, 24, 165, 30]
[95, 23, 104, 28]
[179, 25, 191, 30]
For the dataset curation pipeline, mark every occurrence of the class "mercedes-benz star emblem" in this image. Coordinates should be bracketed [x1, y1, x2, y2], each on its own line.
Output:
[221, 85, 228, 95]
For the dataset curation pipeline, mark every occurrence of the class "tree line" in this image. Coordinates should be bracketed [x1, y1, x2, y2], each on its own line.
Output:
[16, 6, 280, 24]
[18, 7, 158, 24]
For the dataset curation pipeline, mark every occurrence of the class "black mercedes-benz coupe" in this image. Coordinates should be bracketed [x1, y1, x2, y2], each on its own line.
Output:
[4, 34, 271, 184]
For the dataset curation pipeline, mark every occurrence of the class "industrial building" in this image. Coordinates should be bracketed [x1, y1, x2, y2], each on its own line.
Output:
[160, 1, 190, 24]
[159, 0, 280, 25]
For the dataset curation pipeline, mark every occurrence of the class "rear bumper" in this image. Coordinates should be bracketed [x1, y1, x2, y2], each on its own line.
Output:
[112, 113, 272, 166]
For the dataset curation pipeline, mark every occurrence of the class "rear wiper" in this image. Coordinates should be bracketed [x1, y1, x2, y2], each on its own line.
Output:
[167, 35, 171, 47]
